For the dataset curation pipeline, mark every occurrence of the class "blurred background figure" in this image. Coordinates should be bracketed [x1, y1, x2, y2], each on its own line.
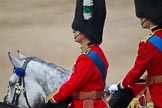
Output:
[108, 0, 162, 107]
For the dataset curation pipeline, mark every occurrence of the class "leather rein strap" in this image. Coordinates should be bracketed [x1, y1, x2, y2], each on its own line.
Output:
[12, 57, 33, 108]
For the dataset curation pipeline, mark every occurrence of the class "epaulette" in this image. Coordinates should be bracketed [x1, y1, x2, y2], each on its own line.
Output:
[141, 27, 158, 43]
[141, 32, 154, 43]
[141, 34, 153, 43]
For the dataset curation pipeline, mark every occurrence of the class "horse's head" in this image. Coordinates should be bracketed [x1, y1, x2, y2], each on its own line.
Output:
[4, 50, 46, 108]
[4, 50, 71, 108]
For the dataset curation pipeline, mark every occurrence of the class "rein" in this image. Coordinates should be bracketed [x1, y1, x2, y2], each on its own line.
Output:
[12, 57, 33, 108]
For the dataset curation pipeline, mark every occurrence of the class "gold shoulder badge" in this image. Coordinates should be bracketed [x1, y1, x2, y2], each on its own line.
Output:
[141, 34, 153, 43]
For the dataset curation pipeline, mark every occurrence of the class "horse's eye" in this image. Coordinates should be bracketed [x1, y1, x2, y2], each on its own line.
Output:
[9, 81, 15, 87]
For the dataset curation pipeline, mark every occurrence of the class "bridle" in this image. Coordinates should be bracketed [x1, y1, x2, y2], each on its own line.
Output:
[12, 57, 33, 108]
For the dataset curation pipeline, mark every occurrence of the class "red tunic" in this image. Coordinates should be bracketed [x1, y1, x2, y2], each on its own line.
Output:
[53, 45, 109, 108]
[121, 27, 162, 107]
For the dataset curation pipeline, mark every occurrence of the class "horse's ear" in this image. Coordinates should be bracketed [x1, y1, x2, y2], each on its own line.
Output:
[8, 52, 22, 67]
[17, 50, 26, 59]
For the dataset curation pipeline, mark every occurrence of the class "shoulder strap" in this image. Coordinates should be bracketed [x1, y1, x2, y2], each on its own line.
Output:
[148, 35, 162, 52]
[87, 50, 106, 82]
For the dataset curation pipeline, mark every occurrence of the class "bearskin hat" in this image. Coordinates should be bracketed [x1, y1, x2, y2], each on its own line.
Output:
[134, 0, 162, 25]
[71, 0, 106, 45]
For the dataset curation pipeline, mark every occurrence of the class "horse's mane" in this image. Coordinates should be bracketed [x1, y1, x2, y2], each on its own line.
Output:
[30, 57, 71, 73]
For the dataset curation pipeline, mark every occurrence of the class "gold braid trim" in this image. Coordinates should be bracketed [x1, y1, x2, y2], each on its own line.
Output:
[127, 97, 140, 108]
[45, 90, 58, 103]
[147, 102, 155, 108]
[106, 93, 113, 102]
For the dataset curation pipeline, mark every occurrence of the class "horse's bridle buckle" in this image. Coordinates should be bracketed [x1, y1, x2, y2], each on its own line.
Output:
[15, 83, 25, 94]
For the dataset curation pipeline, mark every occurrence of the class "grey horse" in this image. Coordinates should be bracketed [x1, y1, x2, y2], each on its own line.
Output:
[4, 50, 71, 108]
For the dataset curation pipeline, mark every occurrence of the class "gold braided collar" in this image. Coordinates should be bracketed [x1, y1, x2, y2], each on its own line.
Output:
[80, 42, 94, 55]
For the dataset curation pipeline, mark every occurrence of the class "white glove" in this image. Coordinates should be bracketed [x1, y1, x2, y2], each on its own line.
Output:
[108, 84, 119, 93]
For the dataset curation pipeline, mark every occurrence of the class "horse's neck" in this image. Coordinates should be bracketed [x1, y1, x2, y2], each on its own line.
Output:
[26, 60, 71, 95]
